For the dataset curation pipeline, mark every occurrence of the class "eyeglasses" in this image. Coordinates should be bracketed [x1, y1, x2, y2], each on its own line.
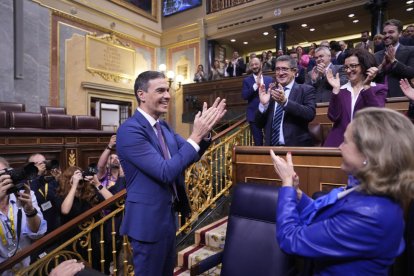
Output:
[343, 64, 360, 71]
[275, 67, 293, 73]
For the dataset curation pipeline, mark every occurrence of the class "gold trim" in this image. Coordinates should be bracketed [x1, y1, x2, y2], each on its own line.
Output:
[164, 38, 200, 49]
[109, 0, 157, 22]
[85, 34, 136, 82]
[51, 9, 158, 48]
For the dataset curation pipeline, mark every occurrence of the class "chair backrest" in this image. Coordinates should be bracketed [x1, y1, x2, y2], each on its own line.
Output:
[73, 115, 100, 130]
[0, 102, 25, 112]
[308, 122, 324, 147]
[220, 182, 295, 276]
[0, 111, 8, 128]
[40, 106, 66, 115]
[9, 112, 43, 128]
[44, 114, 73, 129]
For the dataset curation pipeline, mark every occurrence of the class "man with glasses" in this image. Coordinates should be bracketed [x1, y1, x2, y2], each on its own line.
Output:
[0, 157, 46, 275]
[28, 154, 60, 234]
[256, 55, 316, 146]
[306, 46, 348, 102]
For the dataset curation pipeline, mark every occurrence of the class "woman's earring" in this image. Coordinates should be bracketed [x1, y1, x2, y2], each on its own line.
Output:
[363, 160, 368, 166]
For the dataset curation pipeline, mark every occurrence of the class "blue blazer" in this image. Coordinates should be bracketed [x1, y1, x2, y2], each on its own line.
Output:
[255, 82, 316, 146]
[117, 110, 210, 242]
[242, 75, 273, 122]
[277, 187, 405, 275]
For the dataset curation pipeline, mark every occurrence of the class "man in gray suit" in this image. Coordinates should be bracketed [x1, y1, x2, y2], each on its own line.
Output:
[375, 19, 414, 98]
[306, 46, 348, 102]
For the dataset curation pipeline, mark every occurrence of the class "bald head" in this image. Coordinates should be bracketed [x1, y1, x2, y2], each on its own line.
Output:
[249, 57, 262, 75]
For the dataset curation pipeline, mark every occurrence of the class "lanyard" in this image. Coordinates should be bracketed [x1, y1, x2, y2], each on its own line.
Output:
[0, 204, 16, 245]
[38, 182, 48, 199]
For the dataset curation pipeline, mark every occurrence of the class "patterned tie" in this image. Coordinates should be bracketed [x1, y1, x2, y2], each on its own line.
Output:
[270, 87, 288, 146]
[155, 122, 178, 200]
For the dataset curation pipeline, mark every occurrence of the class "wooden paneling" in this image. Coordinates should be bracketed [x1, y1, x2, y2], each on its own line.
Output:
[233, 146, 348, 197]
[0, 130, 114, 170]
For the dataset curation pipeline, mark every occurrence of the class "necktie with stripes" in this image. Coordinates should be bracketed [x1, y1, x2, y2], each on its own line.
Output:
[271, 87, 288, 146]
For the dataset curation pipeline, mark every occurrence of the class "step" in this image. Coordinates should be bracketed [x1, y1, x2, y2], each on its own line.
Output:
[175, 245, 222, 275]
[195, 216, 228, 249]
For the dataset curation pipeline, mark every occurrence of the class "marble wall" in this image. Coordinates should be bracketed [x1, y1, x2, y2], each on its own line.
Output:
[0, 0, 50, 112]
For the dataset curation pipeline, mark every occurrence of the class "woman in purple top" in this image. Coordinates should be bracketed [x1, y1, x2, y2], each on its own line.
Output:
[323, 48, 387, 147]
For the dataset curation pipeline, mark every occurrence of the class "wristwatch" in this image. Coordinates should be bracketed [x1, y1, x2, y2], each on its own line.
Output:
[97, 184, 104, 191]
[25, 208, 38, 218]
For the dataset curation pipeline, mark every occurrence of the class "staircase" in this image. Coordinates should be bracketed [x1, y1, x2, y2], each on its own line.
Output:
[174, 217, 228, 275]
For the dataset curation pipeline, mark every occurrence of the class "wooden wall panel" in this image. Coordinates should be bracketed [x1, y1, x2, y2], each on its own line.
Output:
[233, 146, 347, 197]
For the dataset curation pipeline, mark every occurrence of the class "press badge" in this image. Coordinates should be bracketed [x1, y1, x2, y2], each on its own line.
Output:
[41, 201, 52, 211]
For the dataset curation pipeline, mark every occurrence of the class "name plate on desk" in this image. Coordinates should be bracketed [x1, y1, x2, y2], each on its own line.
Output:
[86, 35, 135, 82]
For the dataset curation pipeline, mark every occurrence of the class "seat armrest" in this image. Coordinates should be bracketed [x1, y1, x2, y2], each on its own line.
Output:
[190, 251, 222, 276]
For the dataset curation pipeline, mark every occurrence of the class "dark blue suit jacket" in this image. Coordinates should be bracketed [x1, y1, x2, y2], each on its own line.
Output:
[117, 110, 209, 242]
[375, 44, 414, 97]
[255, 82, 316, 146]
[242, 74, 273, 122]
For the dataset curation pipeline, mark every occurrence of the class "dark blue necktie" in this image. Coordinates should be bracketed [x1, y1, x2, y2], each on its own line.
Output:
[271, 87, 288, 146]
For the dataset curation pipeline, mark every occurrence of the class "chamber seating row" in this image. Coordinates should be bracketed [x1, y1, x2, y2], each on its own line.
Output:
[0, 102, 99, 130]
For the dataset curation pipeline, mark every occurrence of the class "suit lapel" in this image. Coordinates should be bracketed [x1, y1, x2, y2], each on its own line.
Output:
[133, 111, 164, 156]
[160, 121, 177, 156]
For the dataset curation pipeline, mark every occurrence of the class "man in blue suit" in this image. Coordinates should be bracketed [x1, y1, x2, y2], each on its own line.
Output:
[117, 71, 226, 276]
[256, 55, 316, 146]
[242, 57, 273, 146]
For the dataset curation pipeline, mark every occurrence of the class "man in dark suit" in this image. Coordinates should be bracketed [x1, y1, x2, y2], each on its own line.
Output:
[226, 51, 246, 77]
[117, 71, 226, 276]
[256, 55, 316, 146]
[306, 46, 348, 102]
[242, 57, 273, 146]
[375, 19, 414, 98]
[355, 31, 374, 53]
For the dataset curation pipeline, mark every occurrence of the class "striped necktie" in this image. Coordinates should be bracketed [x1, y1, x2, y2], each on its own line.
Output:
[270, 87, 288, 146]
[155, 122, 178, 200]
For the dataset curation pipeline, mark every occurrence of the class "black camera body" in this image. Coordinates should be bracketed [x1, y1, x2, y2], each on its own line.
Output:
[0, 163, 38, 194]
[82, 166, 98, 178]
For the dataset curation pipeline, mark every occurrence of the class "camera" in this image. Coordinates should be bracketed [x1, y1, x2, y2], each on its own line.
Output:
[0, 162, 38, 194]
[45, 159, 59, 171]
[82, 165, 98, 178]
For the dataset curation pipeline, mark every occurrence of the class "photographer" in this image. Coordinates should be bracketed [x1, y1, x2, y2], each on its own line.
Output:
[56, 166, 111, 271]
[96, 135, 125, 196]
[28, 153, 60, 234]
[0, 157, 46, 274]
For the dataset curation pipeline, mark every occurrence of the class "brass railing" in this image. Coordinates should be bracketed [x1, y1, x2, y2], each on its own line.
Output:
[209, 0, 255, 13]
[2, 120, 251, 275]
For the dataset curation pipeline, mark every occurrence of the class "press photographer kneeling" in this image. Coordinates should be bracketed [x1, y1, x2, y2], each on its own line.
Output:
[0, 157, 46, 275]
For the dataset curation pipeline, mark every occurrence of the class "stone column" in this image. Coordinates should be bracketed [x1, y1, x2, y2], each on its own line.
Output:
[272, 23, 288, 54]
[366, 0, 388, 36]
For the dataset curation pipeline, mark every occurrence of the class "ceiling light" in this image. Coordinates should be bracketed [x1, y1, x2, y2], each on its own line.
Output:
[407, 0, 413, 4]
[263, 32, 269, 36]
[243, 41, 248, 45]
[230, 39, 236, 42]
[348, 13, 355, 17]
[274, 35, 277, 38]
[407, 7, 414, 11]
[310, 28, 315, 32]
[353, 19, 359, 23]
[301, 24, 308, 27]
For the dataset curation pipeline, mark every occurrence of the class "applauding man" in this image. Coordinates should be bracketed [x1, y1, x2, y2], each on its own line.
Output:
[117, 71, 226, 276]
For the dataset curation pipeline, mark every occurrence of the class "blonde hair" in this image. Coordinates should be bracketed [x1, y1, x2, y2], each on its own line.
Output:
[352, 107, 414, 205]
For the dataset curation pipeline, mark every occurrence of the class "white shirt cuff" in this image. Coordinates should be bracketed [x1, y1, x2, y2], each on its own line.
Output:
[187, 138, 200, 152]
[259, 103, 269, 113]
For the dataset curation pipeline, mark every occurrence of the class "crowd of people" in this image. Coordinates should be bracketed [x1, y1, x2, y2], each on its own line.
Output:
[0, 135, 125, 274]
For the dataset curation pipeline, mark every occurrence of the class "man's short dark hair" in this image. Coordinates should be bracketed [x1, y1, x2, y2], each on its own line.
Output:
[383, 19, 403, 33]
[276, 55, 297, 70]
[134, 71, 165, 103]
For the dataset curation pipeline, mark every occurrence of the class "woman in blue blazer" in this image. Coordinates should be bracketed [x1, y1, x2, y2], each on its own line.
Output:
[271, 107, 414, 275]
